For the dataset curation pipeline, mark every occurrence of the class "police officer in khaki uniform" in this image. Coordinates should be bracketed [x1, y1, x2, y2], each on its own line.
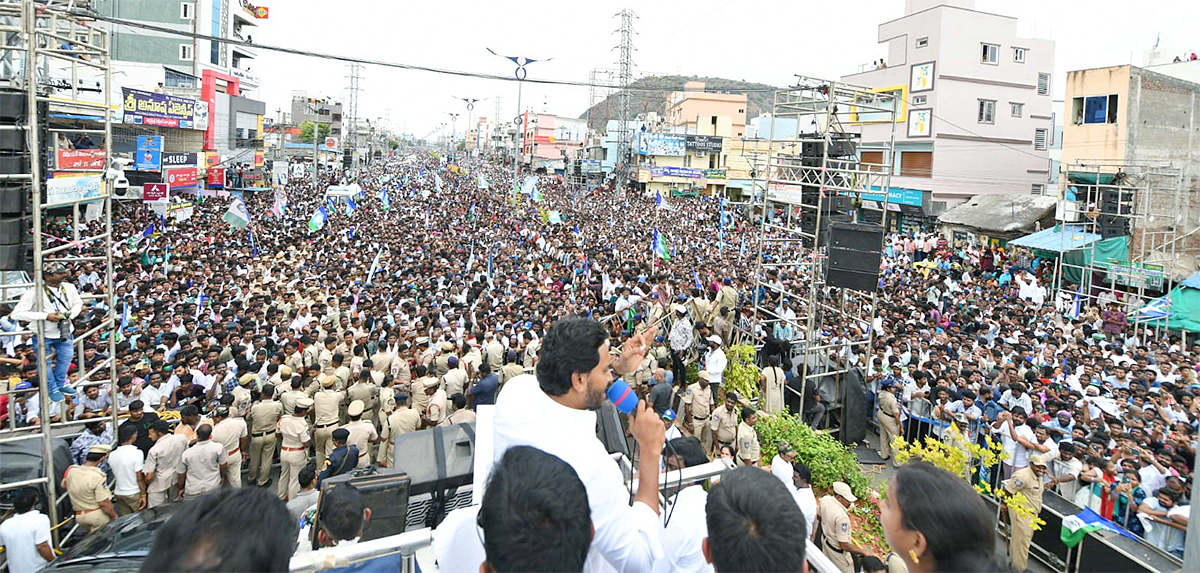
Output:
[231, 373, 255, 417]
[877, 380, 901, 464]
[143, 421, 187, 508]
[710, 393, 740, 454]
[683, 370, 714, 452]
[313, 374, 343, 464]
[390, 350, 412, 387]
[341, 400, 379, 469]
[318, 337, 336, 376]
[64, 444, 118, 532]
[346, 372, 378, 425]
[410, 366, 436, 417]
[432, 341, 455, 378]
[278, 398, 313, 501]
[210, 406, 248, 487]
[379, 391, 420, 468]
[279, 376, 307, 417]
[814, 482, 874, 573]
[735, 407, 761, 466]
[1004, 454, 1047, 572]
[247, 384, 283, 487]
[331, 353, 352, 390]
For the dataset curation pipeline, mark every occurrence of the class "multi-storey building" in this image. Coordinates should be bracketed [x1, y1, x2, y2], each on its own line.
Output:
[840, 0, 1055, 230]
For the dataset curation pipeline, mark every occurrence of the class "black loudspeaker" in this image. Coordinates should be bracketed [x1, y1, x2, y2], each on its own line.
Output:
[1096, 215, 1130, 238]
[391, 423, 476, 529]
[314, 468, 412, 548]
[827, 222, 884, 292]
[839, 368, 868, 445]
[1099, 187, 1134, 215]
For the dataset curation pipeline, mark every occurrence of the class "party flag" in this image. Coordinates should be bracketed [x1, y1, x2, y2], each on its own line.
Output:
[652, 227, 670, 260]
[346, 198, 358, 217]
[222, 198, 251, 229]
[308, 206, 328, 232]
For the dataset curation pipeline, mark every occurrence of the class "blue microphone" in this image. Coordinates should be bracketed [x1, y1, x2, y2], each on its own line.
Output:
[606, 378, 639, 415]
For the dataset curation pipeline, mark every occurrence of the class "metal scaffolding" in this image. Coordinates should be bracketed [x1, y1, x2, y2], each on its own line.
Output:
[1053, 160, 1186, 332]
[0, 0, 118, 548]
[752, 76, 897, 438]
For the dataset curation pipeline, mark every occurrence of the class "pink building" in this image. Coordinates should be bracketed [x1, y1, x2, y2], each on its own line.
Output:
[664, 81, 747, 138]
[522, 113, 587, 172]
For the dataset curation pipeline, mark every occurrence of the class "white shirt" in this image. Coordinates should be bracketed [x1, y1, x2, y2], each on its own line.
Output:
[108, 444, 145, 496]
[655, 486, 712, 573]
[140, 384, 165, 411]
[439, 375, 664, 572]
[0, 510, 51, 573]
[705, 348, 727, 385]
[770, 454, 793, 491]
[793, 486, 818, 534]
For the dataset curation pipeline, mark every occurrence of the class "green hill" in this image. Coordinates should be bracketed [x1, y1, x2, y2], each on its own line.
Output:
[579, 75, 778, 131]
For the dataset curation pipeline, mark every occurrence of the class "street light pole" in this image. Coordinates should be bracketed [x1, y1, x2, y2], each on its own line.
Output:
[488, 48, 552, 193]
[447, 112, 460, 159]
[455, 97, 483, 159]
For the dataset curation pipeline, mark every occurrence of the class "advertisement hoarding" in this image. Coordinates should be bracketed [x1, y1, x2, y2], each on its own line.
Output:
[46, 174, 104, 204]
[56, 148, 106, 170]
[135, 135, 163, 172]
[637, 133, 686, 156]
[166, 168, 198, 189]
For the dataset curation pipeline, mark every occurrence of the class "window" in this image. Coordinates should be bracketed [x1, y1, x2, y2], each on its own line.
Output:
[1031, 183, 1045, 196]
[1034, 128, 1048, 150]
[1073, 94, 1119, 124]
[860, 151, 885, 173]
[1013, 47, 1026, 63]
[912, 95, 927, 105]
[916, 36, 929, 48]
[899, 151, 932, 178]
[1011, 102, 1024, 117]
[178, 43, 193, 61]
[180, 2, 193, 19]
[981, 43, 999, 64]
[977, 99, 996, 124]
[1037, 73, 1051, 96]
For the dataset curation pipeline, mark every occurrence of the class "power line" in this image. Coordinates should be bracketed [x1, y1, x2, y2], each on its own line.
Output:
[76, 10, 784, 94]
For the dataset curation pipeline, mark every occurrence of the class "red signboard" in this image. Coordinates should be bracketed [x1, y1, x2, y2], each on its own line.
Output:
[254, 151, 265, 168]
[166, 167, 198, 189]
[206, 168, 226, 188]
[143, 183, 168, 202]
[56, 149, 106, 170]
[205, 151, 220, 167]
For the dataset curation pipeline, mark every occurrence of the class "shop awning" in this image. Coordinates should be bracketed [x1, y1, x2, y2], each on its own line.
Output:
[1009, 225, 1102, 253]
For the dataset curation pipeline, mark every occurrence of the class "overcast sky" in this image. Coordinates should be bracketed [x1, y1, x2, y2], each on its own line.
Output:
[249, 0, 1198, 138]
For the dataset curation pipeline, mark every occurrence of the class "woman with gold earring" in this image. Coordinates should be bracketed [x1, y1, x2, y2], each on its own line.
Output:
[880, 461, 1006, 572]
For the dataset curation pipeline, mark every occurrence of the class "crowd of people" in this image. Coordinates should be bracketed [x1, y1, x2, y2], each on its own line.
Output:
[0, 148, 1194, 572]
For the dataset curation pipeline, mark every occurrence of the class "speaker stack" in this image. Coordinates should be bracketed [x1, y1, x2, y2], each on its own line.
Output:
[1097, 186, 1133, 238]
[826, 222, 884, 292]
[0, 89, 38, 271]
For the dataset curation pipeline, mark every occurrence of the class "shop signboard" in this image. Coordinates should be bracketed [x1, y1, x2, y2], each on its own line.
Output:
[161, 152, 197, 168]
[143, 183, 168, 202]
[651, 166, 704, 179]
[122, 87, 198, 129]
[704, 169, 727, 180]
[685, 135, 723, 153]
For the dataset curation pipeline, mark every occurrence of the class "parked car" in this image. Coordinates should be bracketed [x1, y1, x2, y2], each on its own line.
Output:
[44, 505, 178, 572]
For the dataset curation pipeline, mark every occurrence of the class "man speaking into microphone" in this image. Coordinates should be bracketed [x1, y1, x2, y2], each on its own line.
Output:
[436, 316, 665, 572]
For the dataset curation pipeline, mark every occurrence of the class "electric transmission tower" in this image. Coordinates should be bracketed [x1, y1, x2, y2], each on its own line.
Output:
[346, 63, 363, 167]
[614, 8, 636, 187]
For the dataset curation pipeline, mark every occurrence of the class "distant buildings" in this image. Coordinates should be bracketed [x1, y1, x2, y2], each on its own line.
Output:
[841, 0, 1055, 231]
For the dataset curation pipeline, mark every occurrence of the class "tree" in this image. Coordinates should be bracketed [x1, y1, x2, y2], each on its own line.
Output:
[299, 121, 331, 144]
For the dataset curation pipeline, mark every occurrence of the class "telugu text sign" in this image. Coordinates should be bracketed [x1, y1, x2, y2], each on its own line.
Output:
[122, 87, 198, 129]
[56, 148, 106, 170]
[142, 183, 168, 202]
[166, 168, 198, 189]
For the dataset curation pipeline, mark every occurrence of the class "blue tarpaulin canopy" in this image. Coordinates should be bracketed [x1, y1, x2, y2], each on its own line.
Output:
[1182, 271, 1200, 290]
[1009, 225, 1103, 253]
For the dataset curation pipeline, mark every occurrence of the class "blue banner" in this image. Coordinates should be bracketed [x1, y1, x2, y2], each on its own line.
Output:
[135, 135, 163, 172]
